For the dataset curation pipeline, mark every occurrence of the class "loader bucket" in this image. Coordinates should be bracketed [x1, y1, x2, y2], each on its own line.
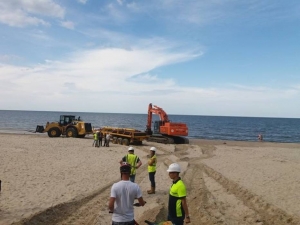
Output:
[36, 125, 45, 133]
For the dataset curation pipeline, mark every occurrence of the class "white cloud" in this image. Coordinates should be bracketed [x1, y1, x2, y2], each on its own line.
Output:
[60, 20, 75, 30]
[0, 0, 65, 27]
[0, 44, 299, 117]
[78, 0, 88, 4]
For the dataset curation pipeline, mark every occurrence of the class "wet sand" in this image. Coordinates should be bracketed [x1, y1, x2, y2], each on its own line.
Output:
[1, 134, 300, 225]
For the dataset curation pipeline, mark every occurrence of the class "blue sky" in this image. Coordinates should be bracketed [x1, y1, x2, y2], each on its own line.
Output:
[0, 0, 300, 117]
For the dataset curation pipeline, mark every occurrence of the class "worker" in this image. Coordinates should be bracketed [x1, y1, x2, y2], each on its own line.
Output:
[147, 147, 157, 194]
[103, 133, 107, 146]
[105, 133, 111, 147]
[109, 162, 146, 224]
[119, 147, 142, 182]
[97, 130, 103, 147]
[167, 163, 191, 224]
[92, 131, 99, 147]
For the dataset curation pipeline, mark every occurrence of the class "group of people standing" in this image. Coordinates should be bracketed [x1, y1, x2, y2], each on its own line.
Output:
[92, 131, 111, 147]
[109, 146, 191, 225]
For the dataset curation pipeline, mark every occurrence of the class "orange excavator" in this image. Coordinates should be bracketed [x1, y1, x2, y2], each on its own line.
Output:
[145, 103, 189, 144]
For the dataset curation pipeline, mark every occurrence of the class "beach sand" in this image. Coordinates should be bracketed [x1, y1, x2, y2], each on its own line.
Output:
[1, 134, 300, 225]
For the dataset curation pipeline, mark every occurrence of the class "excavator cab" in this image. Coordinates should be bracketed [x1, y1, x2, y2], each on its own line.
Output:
[153, 121, 162, 134]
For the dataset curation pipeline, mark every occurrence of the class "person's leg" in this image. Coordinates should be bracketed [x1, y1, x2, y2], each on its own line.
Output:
[147, 172, 156, 194]
[150, 171, 156, 187]
[167, 215, 184, 225]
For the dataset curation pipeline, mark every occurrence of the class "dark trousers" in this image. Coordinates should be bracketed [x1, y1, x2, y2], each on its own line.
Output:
[167, 214, 184, 225]
[112, 220, 135, 225]
[149, 171, 156, 187]
[103, 138, 106, 146]
[98, 139, 102, 147]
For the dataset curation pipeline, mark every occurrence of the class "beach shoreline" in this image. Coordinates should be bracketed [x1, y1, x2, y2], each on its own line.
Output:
[1, 133, 300, 225]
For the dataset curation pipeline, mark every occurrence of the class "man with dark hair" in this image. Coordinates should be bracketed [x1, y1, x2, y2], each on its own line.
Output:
[109, 162, 146, 225]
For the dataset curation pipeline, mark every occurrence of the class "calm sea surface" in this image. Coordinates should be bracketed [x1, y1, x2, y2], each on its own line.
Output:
[0, 110, 299, 143]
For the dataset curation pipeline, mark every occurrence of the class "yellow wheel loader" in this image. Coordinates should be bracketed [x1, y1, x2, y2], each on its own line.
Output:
[36, 115, 93, 138]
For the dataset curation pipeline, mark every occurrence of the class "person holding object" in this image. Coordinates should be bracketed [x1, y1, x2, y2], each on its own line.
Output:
[147, 147, 157, 194]
[109, 162, 146, 225]
[167, 163, 191, 225]
[119, 147, 142, 182]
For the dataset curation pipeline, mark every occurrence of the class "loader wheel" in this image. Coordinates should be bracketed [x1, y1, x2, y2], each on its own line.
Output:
[66, 128, 78, 138]
[117, 138, 122, 145]
[48, 127, 61, 137]
[112, 137, 117, 144]
[122, 139, 129, 146]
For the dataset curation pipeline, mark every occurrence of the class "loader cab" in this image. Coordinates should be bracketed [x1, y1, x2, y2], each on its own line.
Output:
[59, 115, 76, 126]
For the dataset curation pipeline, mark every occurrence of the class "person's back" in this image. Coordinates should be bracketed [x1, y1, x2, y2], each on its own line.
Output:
[109, 162, 145, 224]
[111, 180, 141, 222]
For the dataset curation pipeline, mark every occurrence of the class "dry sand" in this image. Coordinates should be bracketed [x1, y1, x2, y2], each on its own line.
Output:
[1, 134, 300, 225]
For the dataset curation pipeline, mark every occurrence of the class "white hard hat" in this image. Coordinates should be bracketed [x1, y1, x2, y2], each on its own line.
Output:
[128, 146, 134, 151]
[167, 163, 181, 173]
[150, 147, 156, 152]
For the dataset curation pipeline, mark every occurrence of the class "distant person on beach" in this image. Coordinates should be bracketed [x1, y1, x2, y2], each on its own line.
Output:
[147, 147, 157, 194]
[167, 163, 191, 224]
[93, 132, 99, 147]
[258, 134, 263, 141]
[105, 133, 111, 147]
[97, 131, 103, 147]
[103, 133, 107, 146]
[78, 116, 81, 121]
[119, 147, 142, 182]
[109, 162, 146, 224]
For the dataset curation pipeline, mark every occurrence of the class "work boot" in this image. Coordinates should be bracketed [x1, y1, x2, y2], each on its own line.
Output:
[147, 187, 155, 194]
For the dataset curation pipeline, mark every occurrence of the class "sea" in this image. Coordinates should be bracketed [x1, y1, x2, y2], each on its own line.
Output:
[0, 110, 300, 143]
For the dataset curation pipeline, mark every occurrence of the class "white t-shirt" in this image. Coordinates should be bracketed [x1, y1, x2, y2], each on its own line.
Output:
[110, 180, 142, 222]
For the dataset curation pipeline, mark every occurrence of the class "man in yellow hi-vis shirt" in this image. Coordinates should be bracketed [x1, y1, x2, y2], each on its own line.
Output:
[167, 163, 191, 225]
[147, 146, 157, 194]
[119, 146, 142, 182]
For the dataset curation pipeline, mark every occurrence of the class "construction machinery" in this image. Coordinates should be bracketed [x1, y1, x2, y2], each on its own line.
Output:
[145, 103, 189, 144]
[35, 115, 93, 138]
[99, 127, 148, 145]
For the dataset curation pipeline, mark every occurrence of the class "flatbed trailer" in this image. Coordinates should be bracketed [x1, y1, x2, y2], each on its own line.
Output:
[100, 127, 148, 146]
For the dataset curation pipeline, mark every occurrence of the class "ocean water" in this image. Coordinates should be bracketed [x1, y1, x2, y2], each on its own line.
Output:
[0, 110, 300, 143]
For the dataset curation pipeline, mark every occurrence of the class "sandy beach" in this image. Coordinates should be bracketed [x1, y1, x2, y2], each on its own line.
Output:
[1, 134, 300, 225]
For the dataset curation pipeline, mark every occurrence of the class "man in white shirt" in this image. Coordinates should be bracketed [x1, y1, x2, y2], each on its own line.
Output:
[109, 162, 146, 225]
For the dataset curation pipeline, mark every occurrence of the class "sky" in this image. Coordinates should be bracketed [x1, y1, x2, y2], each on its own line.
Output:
[0, 0, 300, 118]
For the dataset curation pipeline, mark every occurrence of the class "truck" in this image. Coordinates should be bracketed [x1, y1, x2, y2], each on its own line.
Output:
[145, 103, 189, 144]
[99, 127, 148, 145]
[36, 115, 93, 138]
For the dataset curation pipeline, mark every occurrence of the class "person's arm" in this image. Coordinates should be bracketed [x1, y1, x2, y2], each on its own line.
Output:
[181, 197, 191, 223]
[137, 196, 146, 206]
[108, 197, 115, 212]
[119, 156, 125, 165]
[148, 157, 156, 166]
[136, 158, 142, 168]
